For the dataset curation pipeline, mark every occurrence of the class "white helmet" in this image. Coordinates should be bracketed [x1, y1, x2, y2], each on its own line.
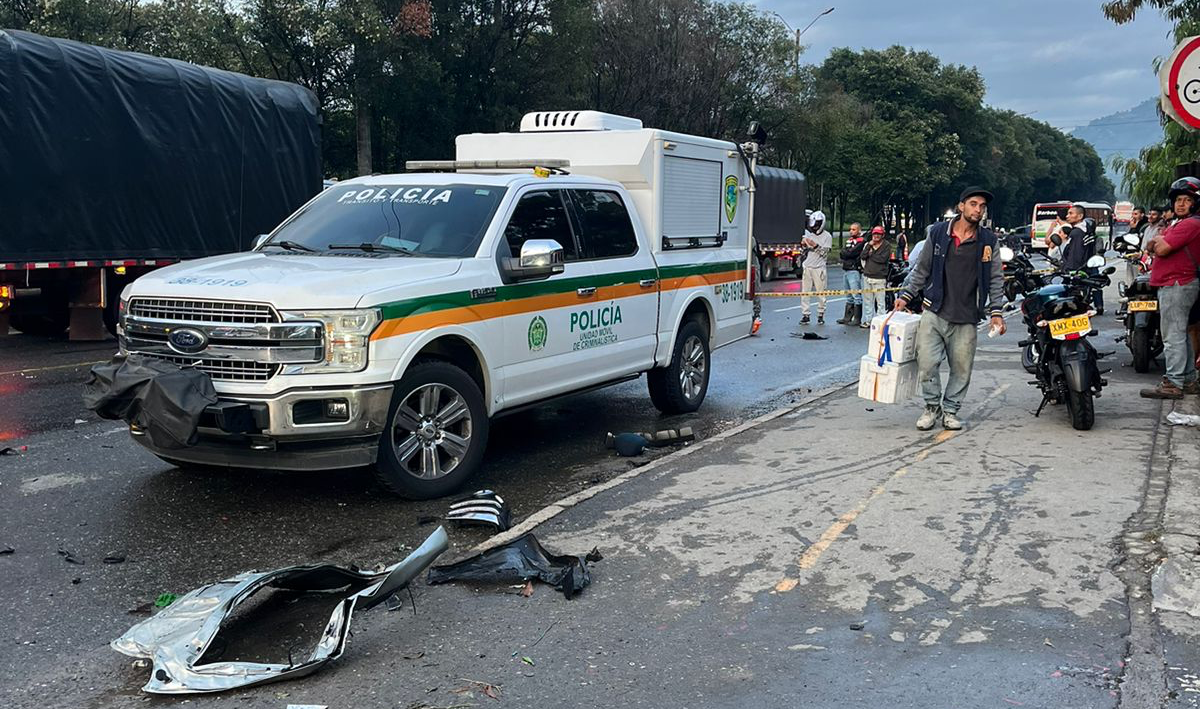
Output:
[808, 210, 826, 229]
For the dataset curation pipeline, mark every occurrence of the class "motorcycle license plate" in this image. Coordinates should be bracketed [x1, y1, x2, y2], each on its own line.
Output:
[1128, 300, 1158, 312]
[1048, 315, 1091, 338]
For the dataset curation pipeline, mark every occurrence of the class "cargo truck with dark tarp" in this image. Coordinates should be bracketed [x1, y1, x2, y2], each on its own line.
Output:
[0, 29, 322, 338]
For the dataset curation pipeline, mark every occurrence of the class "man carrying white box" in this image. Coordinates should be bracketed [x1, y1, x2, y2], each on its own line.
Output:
[893, 187, 1007, 431]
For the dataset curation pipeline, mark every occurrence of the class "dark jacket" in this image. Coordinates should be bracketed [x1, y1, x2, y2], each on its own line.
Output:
[839, 237, 866, 271]
[861, 240, 892, 279]
[899, 218, 1004, 321]
[1059, 224, 1094, 272]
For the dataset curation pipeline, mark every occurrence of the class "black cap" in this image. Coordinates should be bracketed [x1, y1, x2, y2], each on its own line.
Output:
[958, 186, 993, 204]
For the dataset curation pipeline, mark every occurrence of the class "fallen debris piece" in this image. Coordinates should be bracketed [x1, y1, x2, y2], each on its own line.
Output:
[0, 445, 27, 455]
[57, 548, 84, 565]
[427, 534, 596, 598]
[849, 622, 865, 631]
[790, 331, 828, 340]
[0, 546, 13, 555]
[605, 427, 695, 449]
[83, 355, 218, 450]
[520, 656, 535, 666]
[103, 554, 127, 565]
[1167, 411, 1200, 427]
[112, 527, 448, 695]
[452, 679, 501, 701]
[612, 433, 646, 457]
[445, 490, 511, 532]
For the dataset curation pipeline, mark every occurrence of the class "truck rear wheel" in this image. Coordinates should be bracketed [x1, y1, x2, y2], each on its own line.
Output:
[760, 257, 776, 282]
[648, 318, 710, 415]
[374, 360, 489, 499]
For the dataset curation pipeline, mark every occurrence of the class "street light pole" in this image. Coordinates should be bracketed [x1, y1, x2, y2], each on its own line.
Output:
[773, 7, 834, 68]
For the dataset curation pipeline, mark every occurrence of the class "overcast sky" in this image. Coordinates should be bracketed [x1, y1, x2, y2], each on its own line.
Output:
[758, 0, 1175, 131]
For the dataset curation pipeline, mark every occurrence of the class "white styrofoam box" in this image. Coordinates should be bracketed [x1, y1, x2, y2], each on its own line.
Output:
[867, 311, 922, 364]
[857, 355, 920, 404]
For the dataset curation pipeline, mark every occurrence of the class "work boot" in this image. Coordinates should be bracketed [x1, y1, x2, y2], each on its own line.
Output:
[817, 313, 825, 325]
[849, 304, 862, 327]
[836, 302, 853, 325]
[1184, 379, 1200, 396]
[1140, 378, 1184, 400]
[942, 411, 964, 430]
[800, 314, 810, 325]
[916, 406, 941, 431]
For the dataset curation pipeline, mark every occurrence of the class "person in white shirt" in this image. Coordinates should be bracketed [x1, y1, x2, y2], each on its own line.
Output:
[800, 210, 833, 325]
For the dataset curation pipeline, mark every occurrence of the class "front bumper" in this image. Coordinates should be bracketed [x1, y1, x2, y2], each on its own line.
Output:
[132, 384, 393, 471]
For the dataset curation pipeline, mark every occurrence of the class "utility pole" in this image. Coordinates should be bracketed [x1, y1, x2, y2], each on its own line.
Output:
[772, 7, 834, 69]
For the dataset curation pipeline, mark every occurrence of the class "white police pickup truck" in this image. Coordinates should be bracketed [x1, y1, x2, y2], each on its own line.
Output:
[118, 111, 759, 498]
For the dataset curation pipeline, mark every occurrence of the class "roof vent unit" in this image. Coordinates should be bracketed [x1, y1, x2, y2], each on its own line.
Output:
[520, 111, 643, 133]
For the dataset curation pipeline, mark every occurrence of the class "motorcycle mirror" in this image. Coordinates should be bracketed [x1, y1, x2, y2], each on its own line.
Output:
[1103, 266, 1117, 275]
[999, 246, 1015, 262]
[1086, 255, 1105, 269]
[1050, 234, 1063, 247]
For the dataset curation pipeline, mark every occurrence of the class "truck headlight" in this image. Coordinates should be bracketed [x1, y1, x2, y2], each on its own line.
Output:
[281, 309, 381, 374]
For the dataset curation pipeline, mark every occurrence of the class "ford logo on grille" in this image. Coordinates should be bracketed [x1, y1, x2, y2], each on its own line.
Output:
[168, 328, 208, 354]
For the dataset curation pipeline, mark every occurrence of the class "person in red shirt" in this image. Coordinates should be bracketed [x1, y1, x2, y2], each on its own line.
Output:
[1141, 177, 1200, 399]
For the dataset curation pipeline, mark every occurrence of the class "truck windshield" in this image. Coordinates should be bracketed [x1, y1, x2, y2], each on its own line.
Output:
[264, 184, 507, 258]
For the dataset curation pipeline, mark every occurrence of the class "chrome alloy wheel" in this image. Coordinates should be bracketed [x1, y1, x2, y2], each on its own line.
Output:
[679, 335, 707, 401]
[391, 383, 473, 480]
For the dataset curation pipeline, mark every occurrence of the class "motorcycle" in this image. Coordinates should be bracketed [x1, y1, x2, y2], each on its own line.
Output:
[1017, 252, 1116, 431]
[1001, 246, 1049, 304]
[884, 258, 923, 313]
[1112, 232, 1162, 373]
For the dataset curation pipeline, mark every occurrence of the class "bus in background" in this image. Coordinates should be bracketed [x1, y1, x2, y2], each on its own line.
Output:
[1113, 200, 1135, 240]
[1029, 201, 1113, 252]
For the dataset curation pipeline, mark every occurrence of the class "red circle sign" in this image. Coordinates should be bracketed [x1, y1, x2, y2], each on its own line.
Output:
[1168, 36, 1200, 129]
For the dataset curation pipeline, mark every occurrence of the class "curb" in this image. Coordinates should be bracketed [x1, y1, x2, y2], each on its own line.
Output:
[471, 380, 859, 553]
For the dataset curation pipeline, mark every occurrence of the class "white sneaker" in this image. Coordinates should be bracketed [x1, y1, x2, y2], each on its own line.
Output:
[916, 407, 941, 431]
[942, 411, 964, 430]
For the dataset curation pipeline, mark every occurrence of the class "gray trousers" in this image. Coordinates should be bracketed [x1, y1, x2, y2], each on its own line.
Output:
[1160, 280, 1200, 387]
[917, 309, 978, 414]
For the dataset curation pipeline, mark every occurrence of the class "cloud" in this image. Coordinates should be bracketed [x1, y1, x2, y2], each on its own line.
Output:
[759, 0, 1175, 128]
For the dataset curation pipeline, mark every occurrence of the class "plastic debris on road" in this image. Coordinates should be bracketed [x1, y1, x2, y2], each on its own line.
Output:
[1167, 411, 1200, 426]
[112, 527, 449, 694]
[446, 490, 511, 532]
[427, 533, 598, 598]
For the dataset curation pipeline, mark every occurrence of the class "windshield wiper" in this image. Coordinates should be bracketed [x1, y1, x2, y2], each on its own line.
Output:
[261, 240, 317, 253]
[328, 242, 415, 256]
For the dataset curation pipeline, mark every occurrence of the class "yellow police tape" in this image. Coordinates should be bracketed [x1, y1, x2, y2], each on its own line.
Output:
[758, 286, 903, 298]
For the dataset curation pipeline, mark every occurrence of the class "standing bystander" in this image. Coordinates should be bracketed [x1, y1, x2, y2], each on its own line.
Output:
[860, 226, 892, 329]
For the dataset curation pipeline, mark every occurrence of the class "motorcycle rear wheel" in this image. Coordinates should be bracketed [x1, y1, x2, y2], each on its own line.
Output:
[1066, 388, 1095, 431]
[1130, 328, 1152, 374]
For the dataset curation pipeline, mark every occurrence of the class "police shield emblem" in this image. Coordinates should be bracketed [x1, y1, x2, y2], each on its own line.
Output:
[724, 175, 738, 223]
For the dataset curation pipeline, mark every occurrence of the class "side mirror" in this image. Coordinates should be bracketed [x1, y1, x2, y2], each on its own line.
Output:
[999, 246, 1015, 263]
[503, 239, 565, 281]
[1050, 234, 1063, 247]
[252, 234, 270, 250]
[1086, 254, 1106, 269]
[1103, 266, 1117, 275]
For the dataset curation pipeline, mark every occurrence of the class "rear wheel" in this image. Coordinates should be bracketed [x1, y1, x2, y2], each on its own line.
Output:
[648, 318, 710, 415]
[1065, 388, 1095, 431]
[1130, 328, 1152, 373]
[374, 360, 489, 499]
[760, 257, 776, 282]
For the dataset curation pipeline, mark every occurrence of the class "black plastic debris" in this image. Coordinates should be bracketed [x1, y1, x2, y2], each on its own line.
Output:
[446, 490, 511, 532]
[790, 332, 828, 340]
[606, 427, 695, 450]
[83, 355, 218, 450]
[103, 554, 127, 564]
[57, 547, 84, 565]
[0, 545, 13, 555]
[427, 534, 596, 599]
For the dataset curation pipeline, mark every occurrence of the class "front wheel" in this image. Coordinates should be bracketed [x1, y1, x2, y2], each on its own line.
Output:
[1065, 387, 1095, 431]
[374, 360, 489, 499]
[648, 318, 711, 415]
[1130, 328, 1152, 373]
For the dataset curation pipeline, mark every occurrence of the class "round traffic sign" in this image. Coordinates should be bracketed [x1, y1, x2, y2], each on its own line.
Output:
[1168, 36, 1200, 129]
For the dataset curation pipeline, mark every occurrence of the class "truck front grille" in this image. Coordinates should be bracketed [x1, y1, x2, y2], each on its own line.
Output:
[128, 298, 277, 324]
[154, 356, 279, 382]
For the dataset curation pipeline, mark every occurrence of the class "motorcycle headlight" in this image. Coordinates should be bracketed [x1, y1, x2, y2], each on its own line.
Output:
[280, 309, 381, 374]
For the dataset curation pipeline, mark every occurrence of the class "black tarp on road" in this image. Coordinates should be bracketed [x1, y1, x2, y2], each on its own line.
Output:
[0, 30, 321, 263]
[753, 165, 806, 246]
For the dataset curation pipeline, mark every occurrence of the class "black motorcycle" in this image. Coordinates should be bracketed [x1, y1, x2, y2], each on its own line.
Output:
[1112, 233, 1162, 373]
[884, 258, 923, 312]
[1018, 254, 1115, 430]
[1001, 246, 1049, 304]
